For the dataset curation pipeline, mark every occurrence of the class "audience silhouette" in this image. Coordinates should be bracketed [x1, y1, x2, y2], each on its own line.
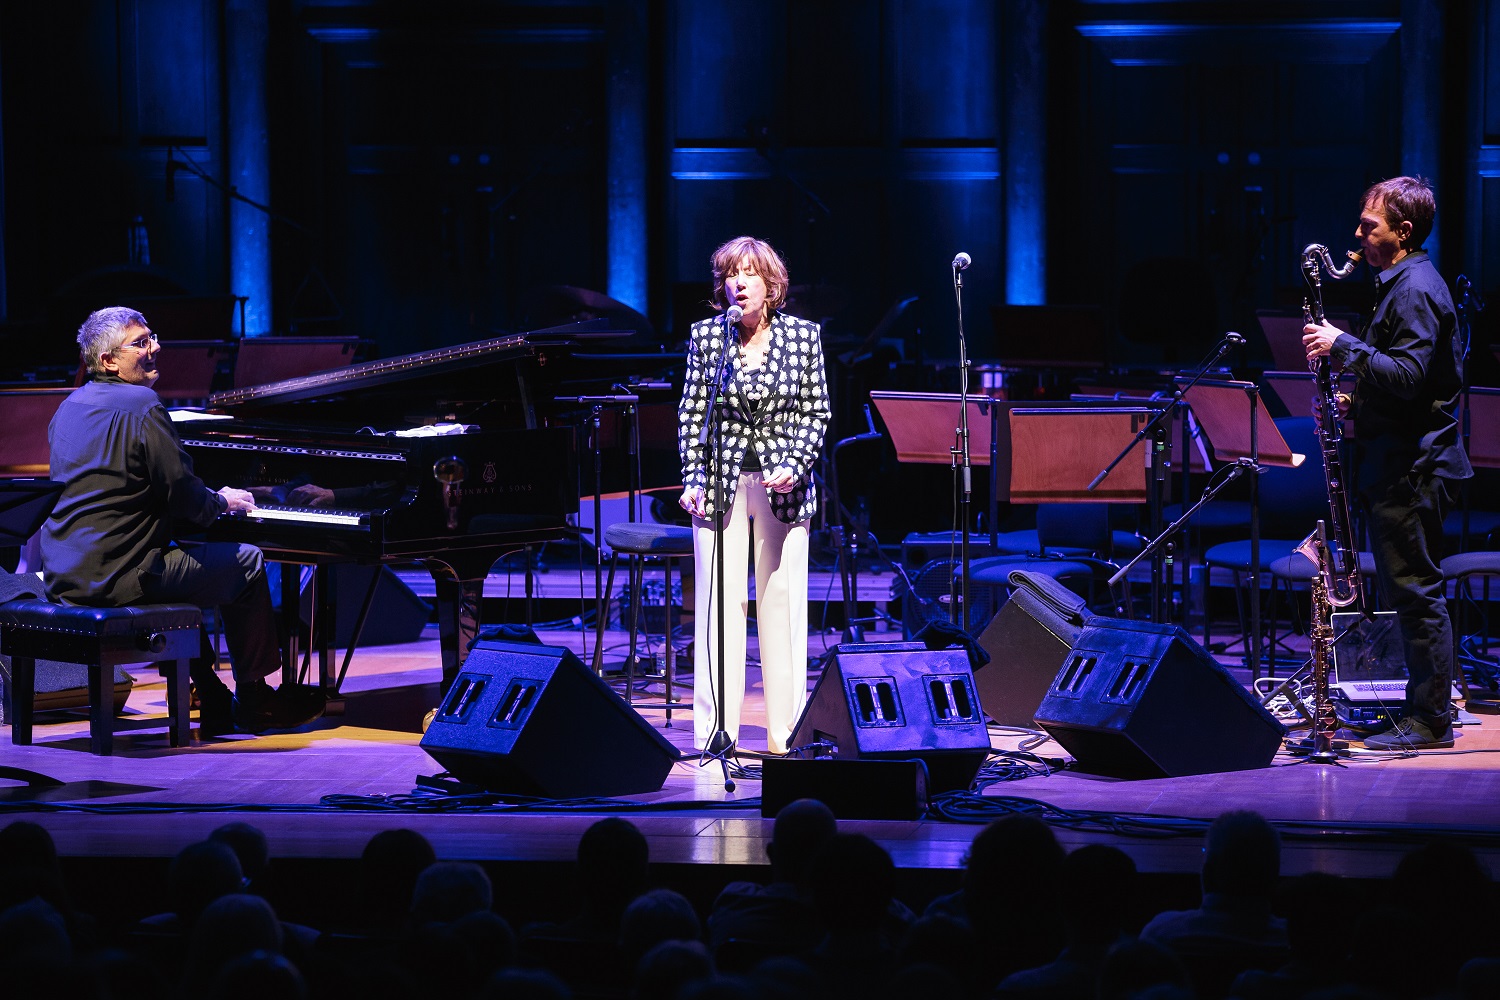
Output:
[0, 806, 1493, 1000]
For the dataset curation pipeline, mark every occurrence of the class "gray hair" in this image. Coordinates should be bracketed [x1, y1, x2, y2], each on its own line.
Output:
[77, 306, 148, 376]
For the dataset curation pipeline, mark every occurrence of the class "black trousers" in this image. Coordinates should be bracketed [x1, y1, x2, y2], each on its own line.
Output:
[142, 541, 281, 690]
[1363, 472, 1454, 728]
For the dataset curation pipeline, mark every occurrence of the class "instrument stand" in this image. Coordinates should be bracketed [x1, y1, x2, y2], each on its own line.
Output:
[948, 262, 975, 631]
[1088, 332, 1242, 622]
[697, 316, 739, 792]
[829, 405, 884, 643]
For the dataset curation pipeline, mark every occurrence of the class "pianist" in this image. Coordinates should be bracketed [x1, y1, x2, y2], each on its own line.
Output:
[40, 307, 324, 735]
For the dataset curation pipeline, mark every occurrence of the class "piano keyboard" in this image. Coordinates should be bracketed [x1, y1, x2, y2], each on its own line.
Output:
[244, 506, 367, 527]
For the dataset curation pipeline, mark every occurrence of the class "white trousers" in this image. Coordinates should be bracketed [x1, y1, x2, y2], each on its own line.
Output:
[692, 473, 810, 754]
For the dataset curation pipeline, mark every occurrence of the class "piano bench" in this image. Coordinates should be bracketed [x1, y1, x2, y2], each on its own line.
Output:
[0, 600, 201, 755]
[592, 522, 694, 723]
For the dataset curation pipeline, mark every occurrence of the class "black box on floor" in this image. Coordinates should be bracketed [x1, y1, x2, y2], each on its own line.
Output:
[760, 757, 928, 820]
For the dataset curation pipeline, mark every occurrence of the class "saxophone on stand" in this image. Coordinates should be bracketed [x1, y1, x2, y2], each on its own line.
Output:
[1295, 523, 1343, 762]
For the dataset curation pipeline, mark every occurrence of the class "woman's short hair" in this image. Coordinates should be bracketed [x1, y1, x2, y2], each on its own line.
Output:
[1362, 176, 1436, 250]
[77, 307, 148, 376]
[710, 237, 790, 314]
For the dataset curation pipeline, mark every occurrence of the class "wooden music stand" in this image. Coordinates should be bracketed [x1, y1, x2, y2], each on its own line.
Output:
[1256, 310, 1354, 371]
[0, 388, 72, 477]
[1180, 379, 1302, 469]
[1008, 408, 1150, 503]
[152, 340, 234, 402]
[232, 336, 360, 389]
[869, 391, 994, 466]
[1261, 370, 1355, 427]
[1462, 386, 1500, 471]
[1071, 391, 1212, 474]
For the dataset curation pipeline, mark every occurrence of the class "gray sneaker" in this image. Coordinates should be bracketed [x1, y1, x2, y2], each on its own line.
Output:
[1362, 716, 1454, 750]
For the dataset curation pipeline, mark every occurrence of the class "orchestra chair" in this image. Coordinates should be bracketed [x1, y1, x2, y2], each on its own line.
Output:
[0, 601, 200, 755]
[963, 502, 1136, 619]
[590, 521, 690, 720]
[1443, 550, 1500, 694]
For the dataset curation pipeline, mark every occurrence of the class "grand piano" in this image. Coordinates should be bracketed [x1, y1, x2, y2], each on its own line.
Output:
[181, 323, 679, 696]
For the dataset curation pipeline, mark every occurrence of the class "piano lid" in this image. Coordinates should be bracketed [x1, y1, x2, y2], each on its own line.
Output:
[209, 321, 635, 413]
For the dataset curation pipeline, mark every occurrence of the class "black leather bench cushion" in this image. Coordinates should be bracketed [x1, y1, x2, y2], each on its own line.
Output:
[0, 600, 201, 636]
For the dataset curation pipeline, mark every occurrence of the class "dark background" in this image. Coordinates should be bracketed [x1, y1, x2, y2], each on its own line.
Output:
[2, 0, 1496, 542]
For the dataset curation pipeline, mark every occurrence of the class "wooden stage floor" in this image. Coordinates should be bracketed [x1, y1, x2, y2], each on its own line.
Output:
[4, 621, 1500, 888]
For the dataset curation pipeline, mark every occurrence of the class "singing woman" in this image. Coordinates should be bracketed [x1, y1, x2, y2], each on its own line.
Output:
[677, 236, 831, 755]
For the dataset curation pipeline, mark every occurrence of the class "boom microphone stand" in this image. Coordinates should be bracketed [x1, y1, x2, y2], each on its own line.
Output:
[698, 305, 743, 791]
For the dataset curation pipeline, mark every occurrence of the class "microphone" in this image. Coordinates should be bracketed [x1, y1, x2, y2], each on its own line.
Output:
[951, 252, 972, 271]
[1225, 331, 1245, 344]
[725, 304, 744, 325]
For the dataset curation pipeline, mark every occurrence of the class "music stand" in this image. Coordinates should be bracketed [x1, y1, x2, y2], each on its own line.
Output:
[1179, 378, 1302, 680]
[870, 392, 994, 466]
[0, 388, 72, 477]
[1008, 408, 1150, 503]
[232, 336, 360, 389]
[152, 340, 234, 403]
[1257, 311, 1354, 371]
[1261, 370, 1355, 423]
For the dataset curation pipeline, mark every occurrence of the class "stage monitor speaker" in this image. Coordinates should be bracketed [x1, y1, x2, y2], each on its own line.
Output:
[419, 639, 679, 798]
[974, 572, 1088, 727]
[788, 641, 990, 792]
[1035, 618, 1284, 779]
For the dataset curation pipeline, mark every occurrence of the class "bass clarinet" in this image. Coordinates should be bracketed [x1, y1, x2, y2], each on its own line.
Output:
[1299, 243, 1366, 612]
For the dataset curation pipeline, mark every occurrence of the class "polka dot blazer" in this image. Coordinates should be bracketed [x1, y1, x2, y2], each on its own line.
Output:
[677, 311, 831, 524]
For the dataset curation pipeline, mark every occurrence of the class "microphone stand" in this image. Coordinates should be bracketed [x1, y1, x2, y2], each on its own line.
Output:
[697, 311, 739, 791]
[1109, 457, 1261, 591]
[948, 260, 974, 631]
[1087, 332, 1243, 621]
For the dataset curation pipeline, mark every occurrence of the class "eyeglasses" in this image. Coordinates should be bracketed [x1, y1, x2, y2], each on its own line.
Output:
[113, 332, 158, 352]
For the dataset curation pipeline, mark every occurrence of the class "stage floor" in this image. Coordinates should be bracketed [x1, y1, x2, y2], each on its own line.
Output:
[4, 622, 1500, 886]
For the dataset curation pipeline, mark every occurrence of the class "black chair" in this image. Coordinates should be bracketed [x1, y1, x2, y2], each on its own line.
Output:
[965, 502, 1139, 619]
[1443, 550, 1500, 696]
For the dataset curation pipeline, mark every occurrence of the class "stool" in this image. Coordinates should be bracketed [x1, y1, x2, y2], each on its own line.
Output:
[1442, 550, 1500, 694]
[591, 522, 692, 721]
[0, 601, 202, 755]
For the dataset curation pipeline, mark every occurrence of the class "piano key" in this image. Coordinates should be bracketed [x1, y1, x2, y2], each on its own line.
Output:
[245, 507, 366, 527]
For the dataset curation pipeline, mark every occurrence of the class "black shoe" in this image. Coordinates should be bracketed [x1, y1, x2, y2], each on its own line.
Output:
[196, 684, 237, 737]
[234, 683, 327, 735]
[1362, 716, 1454, 750]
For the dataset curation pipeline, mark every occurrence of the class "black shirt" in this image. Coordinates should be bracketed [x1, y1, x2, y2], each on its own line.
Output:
[1331, 251, 1473, 490]
[41, 377, 227, 605]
